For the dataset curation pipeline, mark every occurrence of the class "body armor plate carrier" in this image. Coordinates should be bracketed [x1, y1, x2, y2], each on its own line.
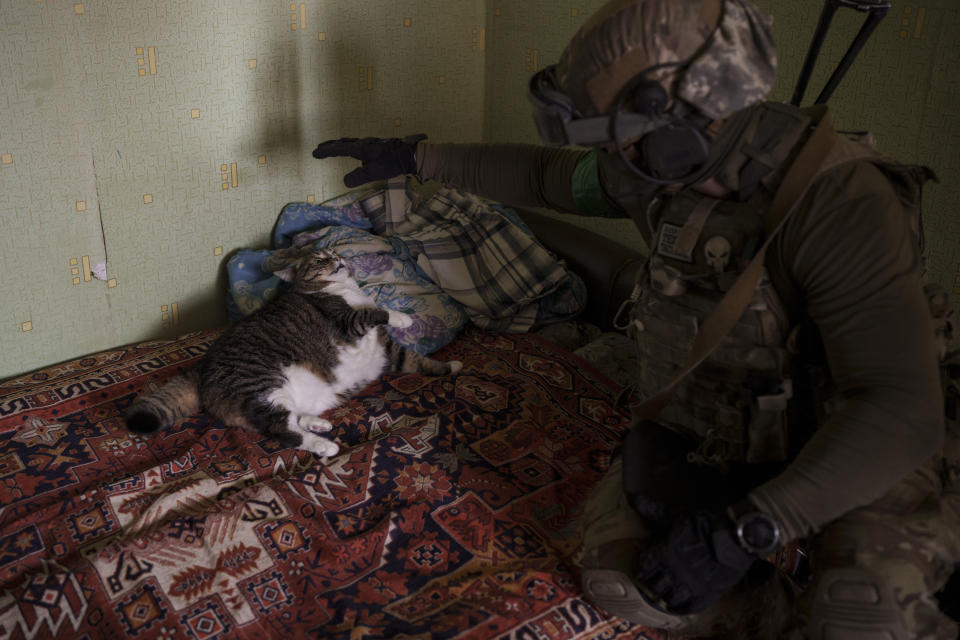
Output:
[614, 102, 936, 467]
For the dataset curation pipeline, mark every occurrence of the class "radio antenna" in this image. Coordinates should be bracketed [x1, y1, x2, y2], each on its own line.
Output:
[791, 0, 892, 106]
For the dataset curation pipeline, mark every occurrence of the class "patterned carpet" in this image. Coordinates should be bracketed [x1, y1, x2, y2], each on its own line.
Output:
[0, 326, 663, 640]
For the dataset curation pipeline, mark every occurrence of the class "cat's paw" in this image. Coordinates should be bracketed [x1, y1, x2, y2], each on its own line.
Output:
[297, 415, 333, 433]
[388, 310, 414, 328]
[447, 361, 463, 374]
[299, 432, 340, 457]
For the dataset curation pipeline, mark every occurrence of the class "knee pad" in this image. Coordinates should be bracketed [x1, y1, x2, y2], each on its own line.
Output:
[808, 567, 910, 640]
[581, 568, 692, 630]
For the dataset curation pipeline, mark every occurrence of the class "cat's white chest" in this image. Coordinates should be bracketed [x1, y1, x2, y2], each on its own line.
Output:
[331, 330, 387, 394]
[268, 275, 385, 418]
[270, 365, 339, 417]
[324, 278, 372, 309]
[269, 330, 386, 418]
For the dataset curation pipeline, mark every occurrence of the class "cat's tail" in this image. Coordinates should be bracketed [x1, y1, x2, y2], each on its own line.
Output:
[387, 343, 463, 376]
[125, 368, 202, 433]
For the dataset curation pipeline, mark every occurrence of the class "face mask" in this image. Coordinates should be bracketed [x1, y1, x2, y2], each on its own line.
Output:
[528, 63, 711, 184]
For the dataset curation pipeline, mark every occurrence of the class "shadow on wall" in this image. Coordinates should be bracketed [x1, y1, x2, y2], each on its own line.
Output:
[150, 261, 232, 340]
[248, 22, 399, 205]
[246, 23, 384, 156]
[253, 37, 303, 158]
[250, 30, 372, 179]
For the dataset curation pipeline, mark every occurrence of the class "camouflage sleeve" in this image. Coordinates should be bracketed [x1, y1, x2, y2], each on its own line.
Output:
[749, 160, 945, 542]
[415, 141, 598, 215]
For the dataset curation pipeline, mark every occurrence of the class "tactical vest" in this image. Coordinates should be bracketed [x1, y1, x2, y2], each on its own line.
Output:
[605, 103, 936, 467]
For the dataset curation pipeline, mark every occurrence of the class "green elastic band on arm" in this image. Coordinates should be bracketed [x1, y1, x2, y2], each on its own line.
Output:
[572, 150, 620, 218]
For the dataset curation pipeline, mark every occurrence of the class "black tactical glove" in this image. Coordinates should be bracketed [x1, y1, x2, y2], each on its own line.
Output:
[622, 420, 732, 530]
[634, 509, 757, 615]
[312, 134, 427, 188]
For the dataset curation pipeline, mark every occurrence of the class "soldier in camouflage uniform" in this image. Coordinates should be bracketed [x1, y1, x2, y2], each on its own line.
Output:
[311, 0, 960, 636]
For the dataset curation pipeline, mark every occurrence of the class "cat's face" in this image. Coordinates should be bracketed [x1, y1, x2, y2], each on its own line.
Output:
[276, 250, 349, 289]
[302, 250, 349, 283]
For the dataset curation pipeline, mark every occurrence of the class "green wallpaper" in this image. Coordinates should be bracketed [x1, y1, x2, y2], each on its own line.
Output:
[754, 0, 960, 298]
[1, 0, 485, 379]
[2, 0, 958, 379]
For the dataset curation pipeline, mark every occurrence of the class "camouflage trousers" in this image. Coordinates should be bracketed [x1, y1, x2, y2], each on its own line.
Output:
[788, 418, 960, 640]
[579, 416, 960, 638]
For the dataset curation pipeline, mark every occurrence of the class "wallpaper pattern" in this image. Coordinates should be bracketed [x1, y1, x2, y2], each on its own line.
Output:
[1, 0, 486, 378]
[1, 0, 958, 379]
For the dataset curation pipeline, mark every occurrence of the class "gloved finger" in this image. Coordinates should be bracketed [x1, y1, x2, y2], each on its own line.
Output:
[634, 550, 661, 581]
[644, 570, 675, 600]
[664, 582, 694, 612]
[635, 555, 673, 592]
[312, 138, 365, 160]
[343, 166, 378, 188]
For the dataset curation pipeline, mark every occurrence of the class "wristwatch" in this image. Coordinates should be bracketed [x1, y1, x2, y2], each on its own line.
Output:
[727, 499, 782, 557]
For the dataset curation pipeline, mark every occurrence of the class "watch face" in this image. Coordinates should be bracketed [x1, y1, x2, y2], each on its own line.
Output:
[737, 513, 781, 555]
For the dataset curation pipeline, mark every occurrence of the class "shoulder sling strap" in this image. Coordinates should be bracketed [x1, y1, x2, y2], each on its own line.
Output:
[631, 110, 838, 420]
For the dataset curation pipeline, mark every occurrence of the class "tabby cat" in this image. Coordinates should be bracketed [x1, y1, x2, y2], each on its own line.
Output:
[125, 249, 462, 457]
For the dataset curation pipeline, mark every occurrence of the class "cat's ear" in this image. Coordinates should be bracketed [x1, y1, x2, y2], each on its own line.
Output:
[273, 265, 298, 282]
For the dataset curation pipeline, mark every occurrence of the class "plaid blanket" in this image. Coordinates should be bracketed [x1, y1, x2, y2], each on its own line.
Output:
[226, 178, 586, 354]
[363, 178, 580, 333]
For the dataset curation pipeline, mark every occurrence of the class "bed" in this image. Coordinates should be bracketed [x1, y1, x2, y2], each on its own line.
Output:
[0, 204, 659, 640]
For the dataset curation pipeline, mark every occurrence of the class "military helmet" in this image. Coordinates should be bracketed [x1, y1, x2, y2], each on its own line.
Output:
[551, 0, 777, 121]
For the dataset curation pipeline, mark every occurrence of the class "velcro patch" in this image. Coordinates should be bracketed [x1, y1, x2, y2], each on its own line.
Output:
[657, 222, 693, 263]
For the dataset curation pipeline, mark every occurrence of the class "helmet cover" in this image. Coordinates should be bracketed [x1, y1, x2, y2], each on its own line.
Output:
[552, 0, 776, 120]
